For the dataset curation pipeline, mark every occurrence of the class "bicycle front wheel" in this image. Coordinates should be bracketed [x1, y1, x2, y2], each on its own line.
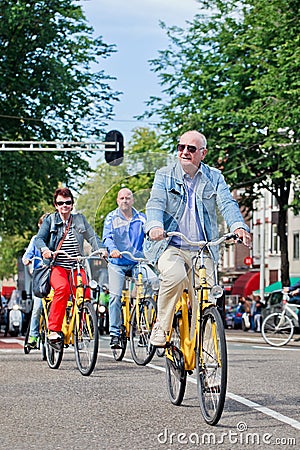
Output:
[130, 296, 157, 365]
[196, 306, 227, 426]
[74, 301, 99, 376]
[165, 316, 186, 405]
[261, 313, 294, 347]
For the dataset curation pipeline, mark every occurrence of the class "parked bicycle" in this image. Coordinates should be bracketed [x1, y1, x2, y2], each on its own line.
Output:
[42, 249, 102, 375]
[261, 292, 300, 346]
[163, 231, 240, 426]
[111, 251, 159, 366]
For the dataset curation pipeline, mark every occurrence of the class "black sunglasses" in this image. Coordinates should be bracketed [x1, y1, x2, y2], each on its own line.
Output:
[177, 144, 205, 153]
[56, 200, 72, 206]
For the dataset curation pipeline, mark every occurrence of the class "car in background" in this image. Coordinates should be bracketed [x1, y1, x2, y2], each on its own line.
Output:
[225, 304, 243, 329]
[261, 290, 300, 330]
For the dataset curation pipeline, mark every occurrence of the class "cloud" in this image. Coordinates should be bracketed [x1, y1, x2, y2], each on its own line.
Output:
[81, 0, 199, 39]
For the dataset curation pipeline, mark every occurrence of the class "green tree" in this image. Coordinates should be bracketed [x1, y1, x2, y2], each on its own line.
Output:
[77, 127, 171, 236]
[143, 0, 300, 285]
[0, 0, 120, 237]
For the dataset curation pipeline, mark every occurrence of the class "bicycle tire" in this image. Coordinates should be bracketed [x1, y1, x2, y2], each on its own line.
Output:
[130, 296, 157, 366]
[24, 321, 31, 354]
[46, 337, 63, 369]
[112, 321, 127, 361]
[40, 316, 47, 361]
[74, 301, 99, 376]
[261, 312, 294, 347]
[165, 317, 187, 405]
[196, 306, 227, 426]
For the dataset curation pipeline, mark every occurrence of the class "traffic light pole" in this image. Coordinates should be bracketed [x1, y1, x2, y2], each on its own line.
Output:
[0, 140, 119, 152]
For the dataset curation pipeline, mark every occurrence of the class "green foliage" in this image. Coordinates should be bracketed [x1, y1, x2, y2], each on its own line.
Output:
[0, 0, 120, 237]
[0, 233, 29, 279]
[76, 127, 172, 237]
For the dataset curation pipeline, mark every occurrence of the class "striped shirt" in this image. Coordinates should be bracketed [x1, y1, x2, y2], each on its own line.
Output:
[55, 229, 81, 269]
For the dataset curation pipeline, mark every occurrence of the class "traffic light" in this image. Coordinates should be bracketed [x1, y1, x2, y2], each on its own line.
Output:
[104, 130, 124, 166]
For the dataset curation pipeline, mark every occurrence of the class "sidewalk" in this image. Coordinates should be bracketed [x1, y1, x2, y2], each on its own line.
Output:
[225, 328, 300, 347]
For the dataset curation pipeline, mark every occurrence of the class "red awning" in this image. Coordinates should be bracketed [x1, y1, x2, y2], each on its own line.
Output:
[231, 272, 260, 297]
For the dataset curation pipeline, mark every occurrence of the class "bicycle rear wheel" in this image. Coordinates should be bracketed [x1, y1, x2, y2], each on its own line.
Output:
[40, 316, 47, 361]
[165, 316, 186, 405]
[112, 326, 127, 361]
[24, 321, 31, 354]
[46, 337, 64, 369]
[261, 313, 293, 347]
[196, 306, 227, 426]
[74, 301, 99, 376]
[130, 296, 157, 365]
[45, 302, 64, 369]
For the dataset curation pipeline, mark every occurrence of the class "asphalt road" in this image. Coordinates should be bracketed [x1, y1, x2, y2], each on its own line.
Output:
[0, 329, 299, 450]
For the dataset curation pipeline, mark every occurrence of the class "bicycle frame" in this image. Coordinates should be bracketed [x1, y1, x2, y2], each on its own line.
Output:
[165, 241, 222, 372]
[112, 251, 158, 365]
[120, 255, 157, 337]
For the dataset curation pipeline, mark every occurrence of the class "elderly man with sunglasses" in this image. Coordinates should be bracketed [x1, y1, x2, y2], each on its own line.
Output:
[144, 130, 251, 347]
[35, 187, 102, 347]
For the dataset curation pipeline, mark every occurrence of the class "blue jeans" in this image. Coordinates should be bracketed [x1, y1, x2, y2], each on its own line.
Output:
[108, 263, 137, 337]
[29, 296, 43, 338]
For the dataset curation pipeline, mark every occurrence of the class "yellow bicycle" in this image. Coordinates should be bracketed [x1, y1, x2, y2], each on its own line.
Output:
[43, 249, 102, 376]
[111, 251, 159, 366]
[164, 231, 239, 425]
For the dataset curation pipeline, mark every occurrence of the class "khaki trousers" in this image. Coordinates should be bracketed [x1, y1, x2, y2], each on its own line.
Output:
[157, 246, 215, 334]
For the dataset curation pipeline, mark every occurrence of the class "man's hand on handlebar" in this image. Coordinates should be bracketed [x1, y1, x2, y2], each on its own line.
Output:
[233, 228, 252, 247]
[110, 249, 122, 258]
[149, 227, 165, 241]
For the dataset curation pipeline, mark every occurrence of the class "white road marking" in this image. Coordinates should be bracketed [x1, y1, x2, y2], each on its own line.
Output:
[99, 351, 300, 431]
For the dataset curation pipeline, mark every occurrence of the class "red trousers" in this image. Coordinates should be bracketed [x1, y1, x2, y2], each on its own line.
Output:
[48, 265, 90, 332]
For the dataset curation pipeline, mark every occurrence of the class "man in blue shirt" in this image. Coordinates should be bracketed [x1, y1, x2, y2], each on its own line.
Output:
[145, 130, 251, 347]
[103, 188, 146, 348]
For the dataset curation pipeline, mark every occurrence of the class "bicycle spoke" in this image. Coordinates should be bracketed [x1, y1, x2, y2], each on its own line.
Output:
[261, 313, 294, 346]
[74, 302, 99, 376]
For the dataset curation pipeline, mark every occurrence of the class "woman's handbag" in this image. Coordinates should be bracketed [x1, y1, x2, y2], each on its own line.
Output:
[32, 216, 73, 298]
[32, 264, 51, 298]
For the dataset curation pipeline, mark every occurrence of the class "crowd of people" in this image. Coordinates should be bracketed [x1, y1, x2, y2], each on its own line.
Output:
[4, 129, 297, 349]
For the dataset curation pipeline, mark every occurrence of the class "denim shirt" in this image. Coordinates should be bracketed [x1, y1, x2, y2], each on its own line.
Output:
[144, 161, 249, 263]
[35, 212, 101, 264]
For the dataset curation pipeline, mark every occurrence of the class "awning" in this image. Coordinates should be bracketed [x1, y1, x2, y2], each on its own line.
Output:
[231, 272, 260, 297]
[253, 277, 300, 295]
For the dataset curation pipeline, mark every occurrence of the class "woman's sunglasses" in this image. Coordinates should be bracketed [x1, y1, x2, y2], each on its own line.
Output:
[56, 200, 72, 206]
[177, 144, 205, 153]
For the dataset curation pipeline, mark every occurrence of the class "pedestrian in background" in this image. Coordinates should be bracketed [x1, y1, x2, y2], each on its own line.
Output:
[22, 213, 49, 348]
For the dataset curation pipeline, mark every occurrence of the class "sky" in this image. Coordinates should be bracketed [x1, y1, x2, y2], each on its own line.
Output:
[80, 0, 200, 145]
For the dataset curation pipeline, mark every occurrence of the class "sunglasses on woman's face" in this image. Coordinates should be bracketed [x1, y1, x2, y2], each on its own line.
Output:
[56, 200, 72, 206]
[177, 144, 205, 153]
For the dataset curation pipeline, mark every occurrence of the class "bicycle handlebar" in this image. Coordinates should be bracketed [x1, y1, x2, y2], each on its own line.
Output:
[119, 251, 148, 263]
[166, 231, 240, 247]
[52, 249, 105, 262]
